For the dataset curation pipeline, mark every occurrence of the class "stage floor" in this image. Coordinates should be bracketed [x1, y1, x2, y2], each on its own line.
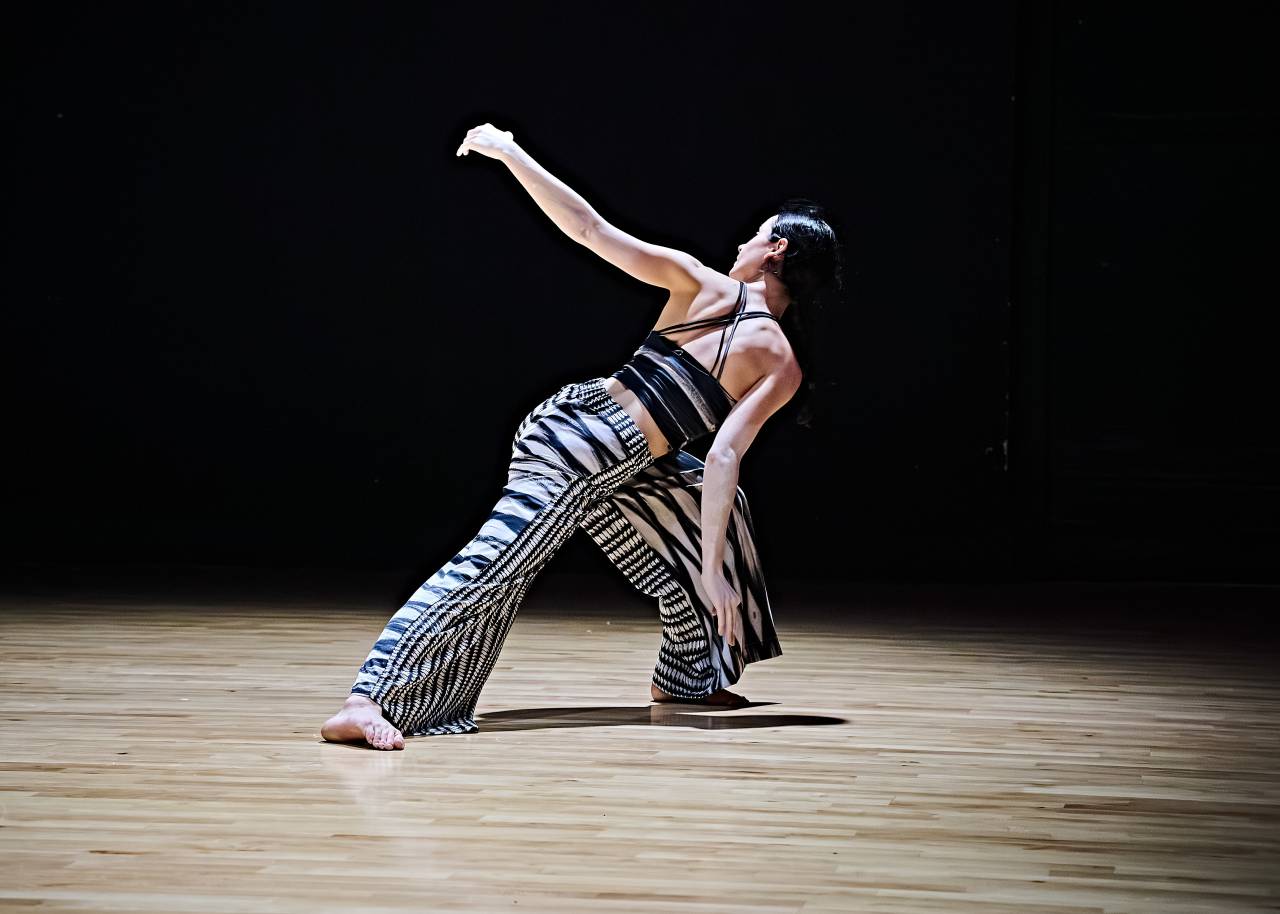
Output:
[1, 569, 1278, 913]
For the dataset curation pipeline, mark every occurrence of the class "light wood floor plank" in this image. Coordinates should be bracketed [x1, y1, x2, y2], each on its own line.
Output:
[1, 589, 1277, 913]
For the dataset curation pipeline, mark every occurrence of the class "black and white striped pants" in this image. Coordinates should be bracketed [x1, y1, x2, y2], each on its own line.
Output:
[349, 376, 782, 737]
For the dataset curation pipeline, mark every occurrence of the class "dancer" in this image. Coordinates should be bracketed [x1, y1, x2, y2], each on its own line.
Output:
[322, 123, 843, 749]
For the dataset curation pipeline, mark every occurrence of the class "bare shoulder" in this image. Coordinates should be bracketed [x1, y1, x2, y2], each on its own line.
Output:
[707, 337, 803, 459]
[740, 308, 800, 387]
[758, 335, 803, 400]
[649, 267, 732, 326]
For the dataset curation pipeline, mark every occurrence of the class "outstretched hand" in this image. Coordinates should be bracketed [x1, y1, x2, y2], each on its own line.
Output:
[456, 122, 518, 160]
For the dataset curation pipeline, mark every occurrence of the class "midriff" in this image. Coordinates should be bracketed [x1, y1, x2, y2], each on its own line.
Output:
[602, 376, 672, 460]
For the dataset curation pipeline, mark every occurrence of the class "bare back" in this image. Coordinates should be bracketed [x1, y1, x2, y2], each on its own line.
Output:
[649, 272, 798, 405]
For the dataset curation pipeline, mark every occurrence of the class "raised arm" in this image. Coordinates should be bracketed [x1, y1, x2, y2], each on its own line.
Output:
[457, 123, 705, 292]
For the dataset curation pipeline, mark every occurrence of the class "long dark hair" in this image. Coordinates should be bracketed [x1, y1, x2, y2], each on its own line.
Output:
[770, 198, 845, 428]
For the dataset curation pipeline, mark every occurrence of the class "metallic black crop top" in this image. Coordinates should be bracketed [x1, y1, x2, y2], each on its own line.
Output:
[610, 281, 781, 452]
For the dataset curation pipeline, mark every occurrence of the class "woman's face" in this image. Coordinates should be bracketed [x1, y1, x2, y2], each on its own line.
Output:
[731, 215, 782, 278]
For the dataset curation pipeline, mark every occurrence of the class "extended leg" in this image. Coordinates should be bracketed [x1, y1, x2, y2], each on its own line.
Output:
[350, 474, 593, 736]
[335, 378, 654, 741]
[579, 449, 782, 699]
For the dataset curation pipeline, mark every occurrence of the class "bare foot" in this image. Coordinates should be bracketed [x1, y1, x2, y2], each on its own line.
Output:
[321, 694, 405, 750]
[650, 682, 748, 708]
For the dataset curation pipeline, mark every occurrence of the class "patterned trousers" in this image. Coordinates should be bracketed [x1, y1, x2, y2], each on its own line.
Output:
[349, 376, 782, 737]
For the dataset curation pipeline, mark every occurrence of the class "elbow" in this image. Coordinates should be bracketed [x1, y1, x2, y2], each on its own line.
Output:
[577, 214, 602, 245]
[706, 446, 739, 466]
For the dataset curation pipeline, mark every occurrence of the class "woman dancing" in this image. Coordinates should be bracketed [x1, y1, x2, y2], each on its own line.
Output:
[321, 123, 843, 749]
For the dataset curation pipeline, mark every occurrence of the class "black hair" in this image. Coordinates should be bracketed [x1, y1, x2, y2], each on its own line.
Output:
[769, 197, 845, 429]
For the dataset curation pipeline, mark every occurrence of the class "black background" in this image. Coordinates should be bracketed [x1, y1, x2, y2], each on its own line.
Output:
[5, 2, 1276, 586]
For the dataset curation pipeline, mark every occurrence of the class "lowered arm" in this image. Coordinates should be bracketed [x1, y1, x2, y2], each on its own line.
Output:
[696, 358, 802, 647]
[700, 361, 803, 575]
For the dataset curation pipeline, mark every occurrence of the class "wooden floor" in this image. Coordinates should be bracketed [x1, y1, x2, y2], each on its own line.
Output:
[1, 574, 1278, 913]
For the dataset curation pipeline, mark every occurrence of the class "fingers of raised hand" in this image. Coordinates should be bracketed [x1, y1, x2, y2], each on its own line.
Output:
[456, 123, 514, 156]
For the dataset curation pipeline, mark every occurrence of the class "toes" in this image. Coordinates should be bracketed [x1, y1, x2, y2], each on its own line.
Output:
[368, 722, 404, 750]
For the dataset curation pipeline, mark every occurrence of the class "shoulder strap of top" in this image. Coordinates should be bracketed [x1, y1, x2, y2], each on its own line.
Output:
[710, 281, 749, 380]
[654, 281, 745, 335]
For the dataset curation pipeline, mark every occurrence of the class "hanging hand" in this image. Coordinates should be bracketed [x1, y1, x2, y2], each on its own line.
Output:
[702, 569, 743, 649]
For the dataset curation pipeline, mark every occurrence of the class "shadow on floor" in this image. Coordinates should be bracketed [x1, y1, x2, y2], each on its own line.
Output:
[473, 702, 846, 733]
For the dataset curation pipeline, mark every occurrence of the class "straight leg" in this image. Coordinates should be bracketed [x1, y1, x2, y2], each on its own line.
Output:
[343, 379, 654, 738]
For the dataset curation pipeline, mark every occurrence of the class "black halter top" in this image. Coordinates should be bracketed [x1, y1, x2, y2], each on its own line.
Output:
[609, 281, 781, 452]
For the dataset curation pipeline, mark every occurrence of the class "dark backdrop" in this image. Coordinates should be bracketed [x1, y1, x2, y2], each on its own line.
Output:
[1013, 3, 1279, 583]
[5, 2, 1275, 585]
